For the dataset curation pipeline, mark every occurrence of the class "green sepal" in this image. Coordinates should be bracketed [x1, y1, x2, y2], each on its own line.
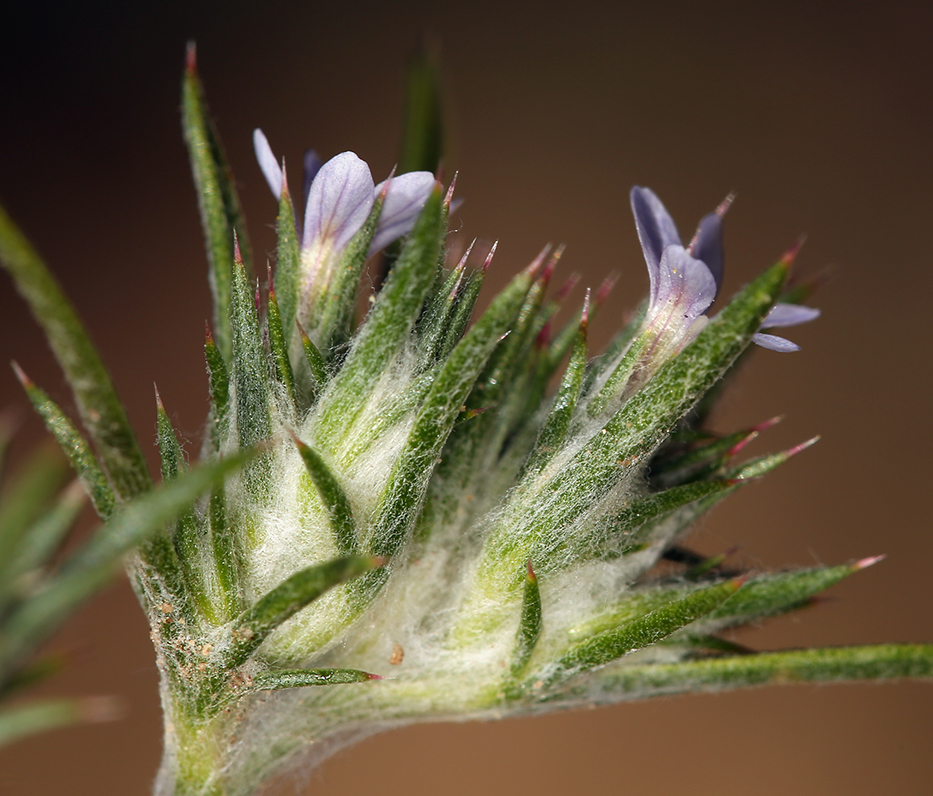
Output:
[218, 555, 382, 671]
[585, 333, 647, 418]
[298, 323, 329, 403]
[204, 327, 229, 452]
[539, 579, 742, 690]
[524, 297, 588, 475]
[437, 263, 487, 362]
[181, 44, 252, 362]
[209, 485, 240, 621]
[292, 436, 358, 555]
[510, 561, 542, 678]
[267, 284, 297, 409]
[247, 668, 378, 692]
[13, 365, 115, 519]
[272, 171, 301, 348]
[369, 262, 536, 557]
[0, 205, 150, 502]
[230, 257, 273, 498]
[315, 186, 444, 448]
[0, 450, 254, 679]
[312, 195, 385, 361]
[156, 393, 214, 620]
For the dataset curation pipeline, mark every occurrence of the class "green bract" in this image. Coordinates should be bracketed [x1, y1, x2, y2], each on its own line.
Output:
[0, 45, 929, 796]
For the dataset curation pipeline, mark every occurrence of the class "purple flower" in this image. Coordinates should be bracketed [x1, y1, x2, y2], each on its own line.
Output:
[253, 129, 437, 326]
[630, 186, 818, 355]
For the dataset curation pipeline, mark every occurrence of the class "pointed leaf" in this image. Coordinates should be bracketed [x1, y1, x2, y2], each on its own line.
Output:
[247, 668, 378, 692]
[579, 644, 933, 702]
[219, 555, 381, 670]
[511, 561, 542, 677]
[182, 45, 252, 361]
[293, 437, 358, 555]
[0, 205, 150, 501]
[0, 450, 254, 677]
[541, 579, 742, 689]
[267, 285, 297, 408]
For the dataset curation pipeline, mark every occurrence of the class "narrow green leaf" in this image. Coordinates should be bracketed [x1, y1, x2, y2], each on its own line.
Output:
[247, 668, 378, 692]
[272, 170, 301, 347]
[585, 333, 647, 417]
[292, 437, 358, 555]
[204, 326, 230, 452]
[0, 441, 70, 565]
[0, 451, 254, 677]
[209, 485, 240, 620]
[230, 257, 273, 497]
[399, 43, 444, 175]
[219, 555, 381, 670]
[316, 186, 444, 448]
[692, 560, 879, 633]
[578, 644, 933, 701]
[370, 262, 536, 557]
[524, 293, 589, 475]
[298, 322, 329, 403]
[156, 392, 216, 619]
[437, 261, 487, 362]
[181, 44, 252, 361]
[267, 284, 297, 408]
[14, 367, 115, 519]
[0, 697, 117, 748]
[541, 579, 742, 689]
[511, 561, 542, 677]
[0, 205, 150, 501]
[0, 481, 84, 611]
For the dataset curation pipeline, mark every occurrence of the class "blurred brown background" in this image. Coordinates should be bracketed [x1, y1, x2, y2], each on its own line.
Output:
[1, 1, 931, 794]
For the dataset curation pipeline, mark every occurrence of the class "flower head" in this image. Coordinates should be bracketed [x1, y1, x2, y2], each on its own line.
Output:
[630, 186, 818, 360]
[253, 129, 437, 342]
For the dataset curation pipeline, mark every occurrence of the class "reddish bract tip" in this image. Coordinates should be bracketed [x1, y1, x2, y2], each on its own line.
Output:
[454, 239, 477, 273]
[594, 272, 619, 306]
[716, 191, 736, 218]
[482, 241, 498, 273]
[752, 415, 783, 434]
[853, 554, 885, 571]
[371, 555, 389, 568]
[366, 673, 384, 681]
[536, 320, 551, 349]
[233, 231, 244, 266]
[784, 435, 820, 458]
[540, 244, 565, 286]
[581, 288, 592, 327]
[280, 160, 292, 199]
[443, 171, 458, 208]
[730, 574, 751, 590]
[204, 322, 214, 344]
[10, 360, 32, 388]
[525, 244, 552, 278]
[780, 235, 807, 267]
[526, 559, 537, 581]
[185, 42, 198, 75]
[296, 320, 311, 343]
[554, 272, 581, 304]
[380, 166, 398, 200]
[153, 383, 164, 410]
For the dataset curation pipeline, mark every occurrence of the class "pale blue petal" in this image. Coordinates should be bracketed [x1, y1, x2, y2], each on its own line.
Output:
[302, 152, 375, 252]
[654, 245, 717, 325]
[631, 187, 682, 304]
[302, 149, 323, 209]
[687, 211, 725, 292]
[762, 303, 821, 329]
[369, 172, 437, 255]
[752, 332, 801, 352]
[253, 128, 283, 199]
